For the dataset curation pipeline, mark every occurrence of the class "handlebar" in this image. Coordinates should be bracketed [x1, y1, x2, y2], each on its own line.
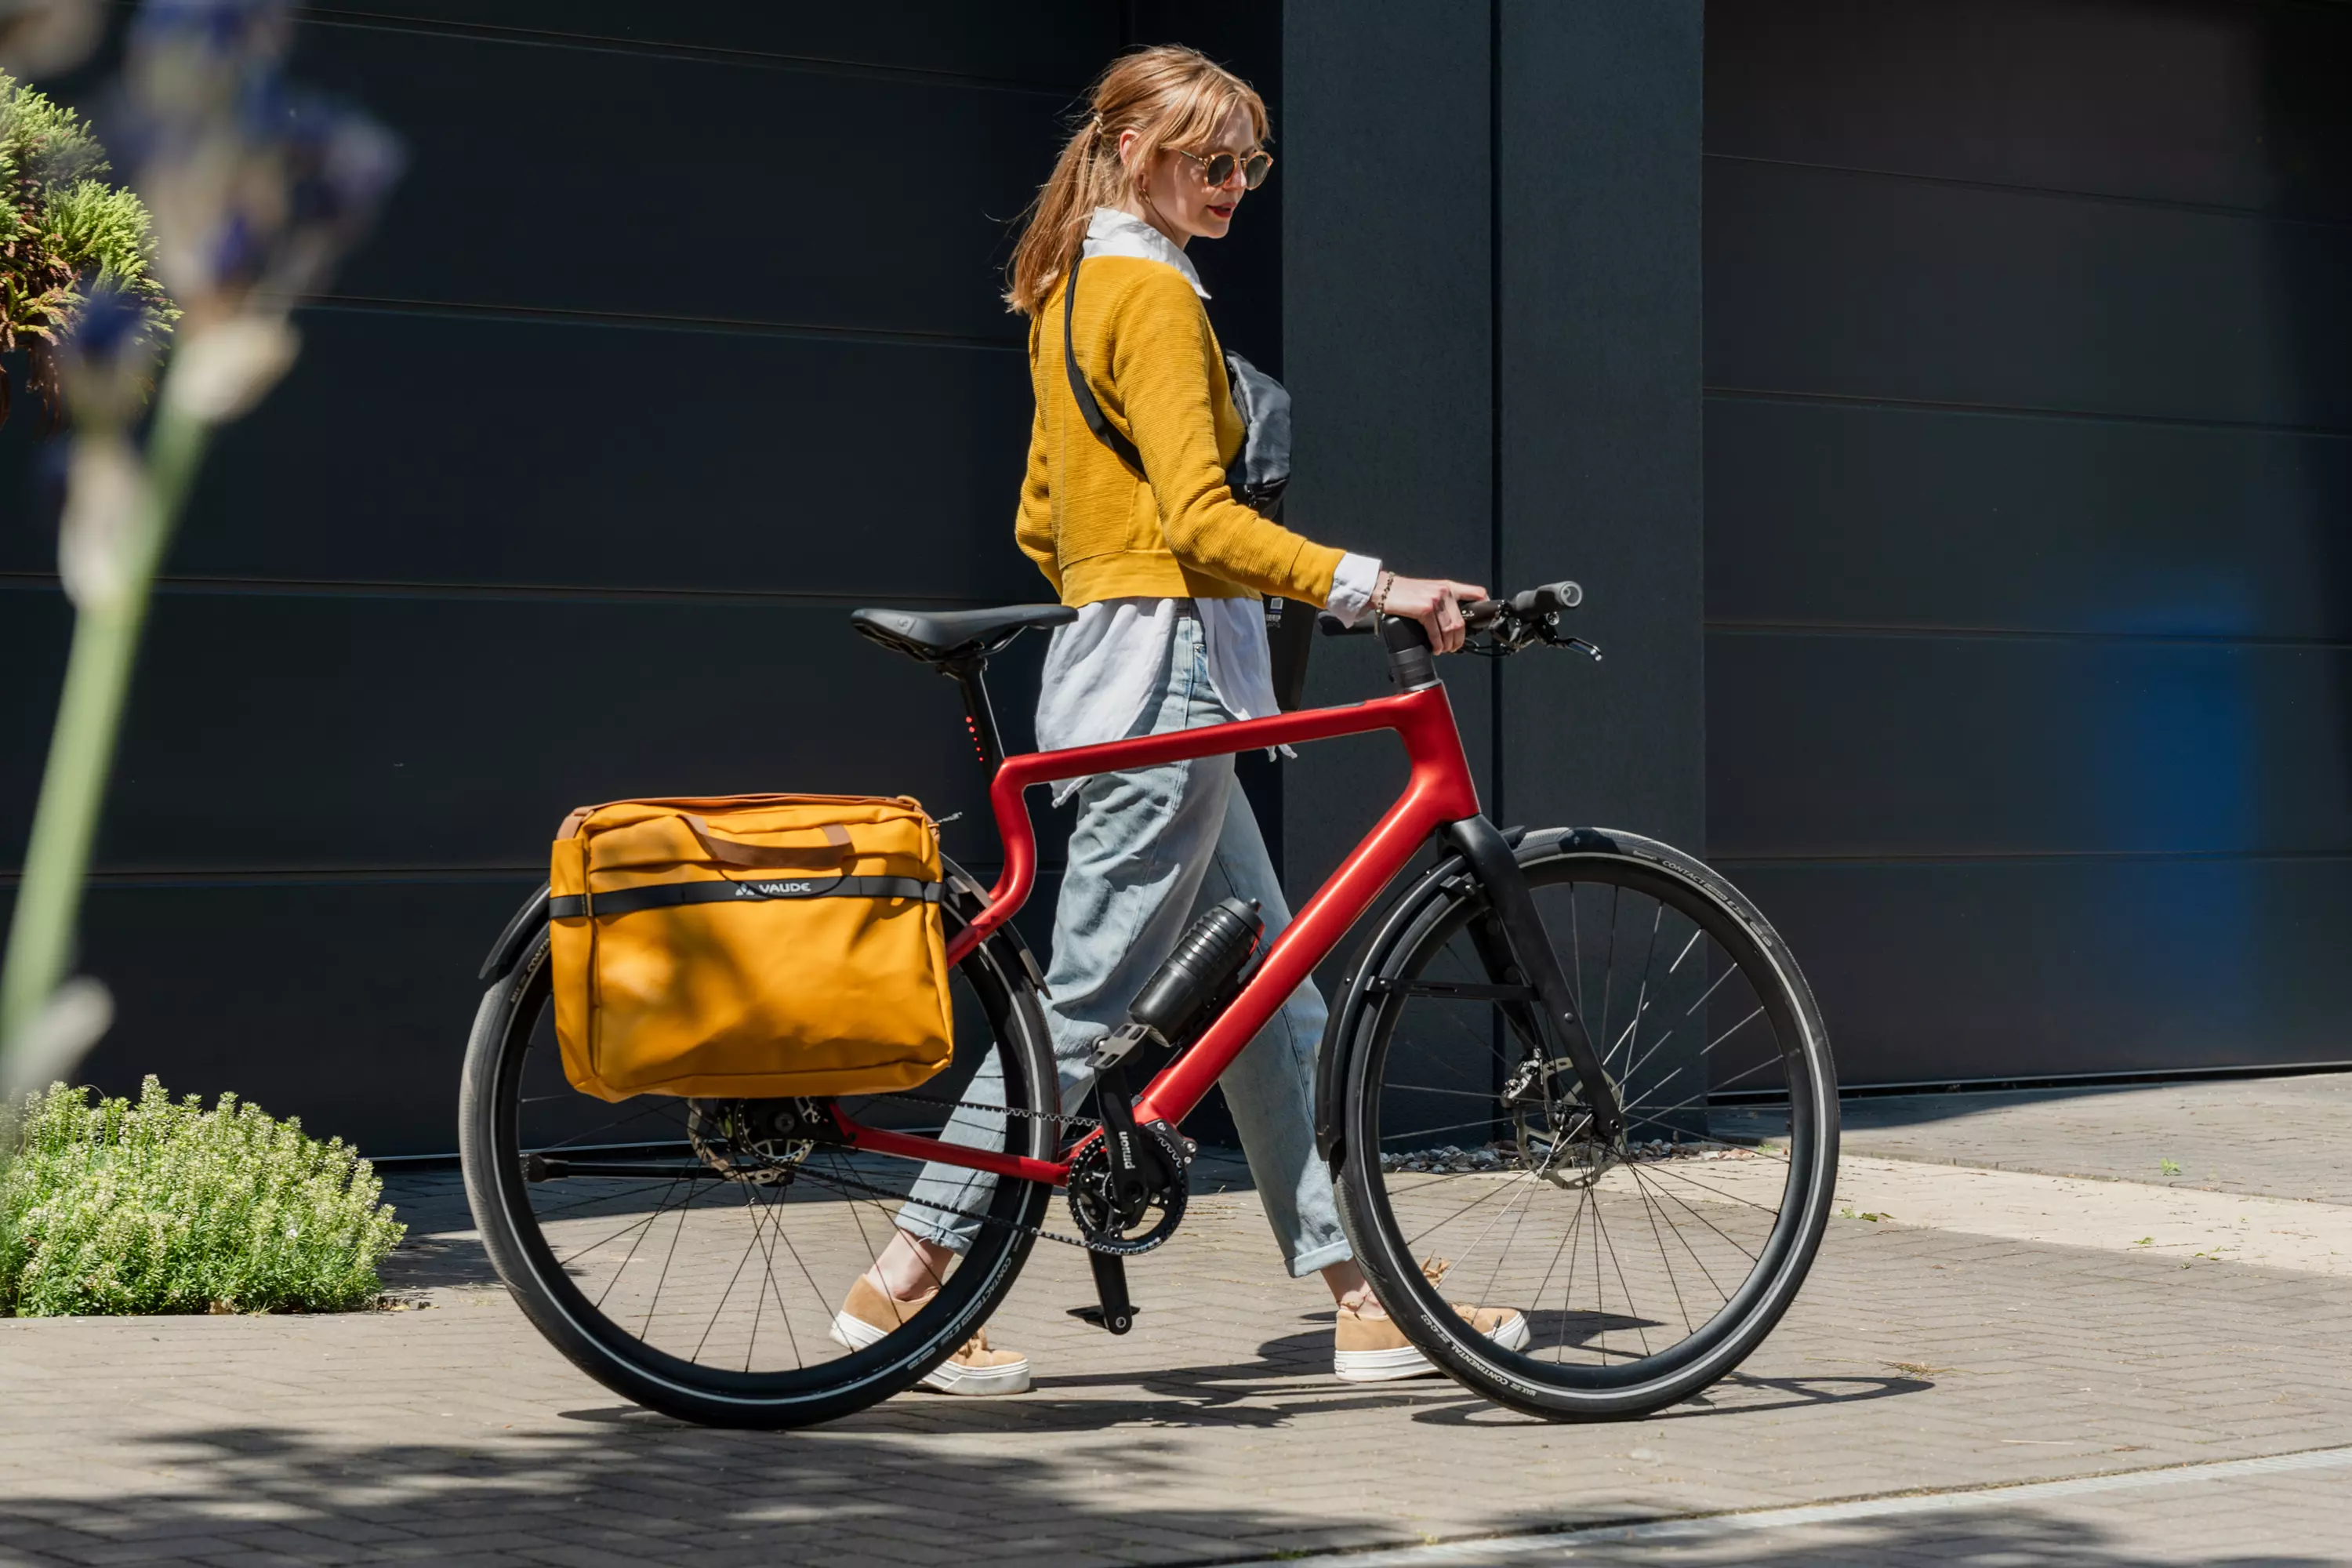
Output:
[1315, 578, 1598, 689]
[1319, 579, 1592, 648]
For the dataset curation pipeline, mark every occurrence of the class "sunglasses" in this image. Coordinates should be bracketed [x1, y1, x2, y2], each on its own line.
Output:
[1175, 147, 1274, 191]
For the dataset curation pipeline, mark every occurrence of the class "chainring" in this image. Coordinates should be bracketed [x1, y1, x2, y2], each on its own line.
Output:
[1065, 1122, 1190, 1254]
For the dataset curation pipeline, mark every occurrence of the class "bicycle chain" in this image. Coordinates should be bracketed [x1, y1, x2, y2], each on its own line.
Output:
[791, 1088, 1131, 1254]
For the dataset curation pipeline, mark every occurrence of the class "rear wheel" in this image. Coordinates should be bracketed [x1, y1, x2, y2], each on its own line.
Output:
[458, 898, 1058, 1428]
[1335, 827, 1838, 1420]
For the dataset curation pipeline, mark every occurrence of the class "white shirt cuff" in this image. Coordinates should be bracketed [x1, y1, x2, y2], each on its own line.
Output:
[1324, 553, 1383, 627]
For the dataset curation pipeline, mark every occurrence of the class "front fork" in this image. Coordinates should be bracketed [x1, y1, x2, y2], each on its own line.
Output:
[1442, 817, 1625, 1145]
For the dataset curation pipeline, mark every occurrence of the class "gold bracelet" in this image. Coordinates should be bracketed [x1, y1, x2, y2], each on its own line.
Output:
[1371, 570, 1395, 615]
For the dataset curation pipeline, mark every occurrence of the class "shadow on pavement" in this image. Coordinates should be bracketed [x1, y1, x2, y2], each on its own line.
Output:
[0, 1417, 2322, 1567]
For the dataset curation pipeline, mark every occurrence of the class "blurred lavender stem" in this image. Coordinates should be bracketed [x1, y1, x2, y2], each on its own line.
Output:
[0, 398, 207, 1088]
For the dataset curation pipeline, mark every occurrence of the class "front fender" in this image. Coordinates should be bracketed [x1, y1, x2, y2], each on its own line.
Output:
[1313, 824, 1533, 1167]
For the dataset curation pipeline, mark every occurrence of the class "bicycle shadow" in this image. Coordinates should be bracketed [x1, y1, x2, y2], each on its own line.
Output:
[1412, 1370, 1932, 1426]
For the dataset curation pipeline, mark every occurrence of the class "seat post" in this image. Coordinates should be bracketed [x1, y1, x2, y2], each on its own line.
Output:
[940, 654, 1004, 774]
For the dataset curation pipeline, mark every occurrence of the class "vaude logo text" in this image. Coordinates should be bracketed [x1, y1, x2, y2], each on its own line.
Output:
[738, 879, 829, 898]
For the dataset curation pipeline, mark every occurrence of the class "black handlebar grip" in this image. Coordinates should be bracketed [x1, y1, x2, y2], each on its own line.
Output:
[1510, 580, 1583, 615]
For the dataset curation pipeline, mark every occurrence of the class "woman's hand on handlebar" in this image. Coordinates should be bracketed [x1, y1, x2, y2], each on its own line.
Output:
[1381, 575, 1490, 654]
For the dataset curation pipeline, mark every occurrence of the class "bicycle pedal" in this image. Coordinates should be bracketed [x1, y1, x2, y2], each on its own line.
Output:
[1067, 1302, 1140, 1334]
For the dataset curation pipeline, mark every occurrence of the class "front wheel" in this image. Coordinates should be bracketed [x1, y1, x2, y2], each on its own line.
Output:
[1334, 826, 1838, 1421]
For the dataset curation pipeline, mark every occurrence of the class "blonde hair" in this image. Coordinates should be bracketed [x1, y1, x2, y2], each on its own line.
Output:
[1004, 45, 1269, 317]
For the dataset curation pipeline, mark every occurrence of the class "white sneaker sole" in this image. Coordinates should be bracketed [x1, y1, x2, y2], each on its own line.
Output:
[829, 1312, 1033, 1396]
[1334, 1310, 1532, 1383]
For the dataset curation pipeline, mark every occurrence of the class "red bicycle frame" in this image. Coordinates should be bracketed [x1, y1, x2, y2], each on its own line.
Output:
[837, 680, 1483, 1188]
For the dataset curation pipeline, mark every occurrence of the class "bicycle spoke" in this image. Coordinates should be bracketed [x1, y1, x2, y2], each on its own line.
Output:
[1403, 1170, 1537, 1248]
[1590, 1193, 1650, 1359]
[1632, 1163, 1733, 1301]
[590, 1171, 690, 1311]
[1632, 1167, 1695, 1336]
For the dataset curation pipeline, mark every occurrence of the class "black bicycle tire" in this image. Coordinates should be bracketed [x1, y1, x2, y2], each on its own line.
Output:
[457, 909, 1059, 1429]
[1334, 826, 1839, 1421]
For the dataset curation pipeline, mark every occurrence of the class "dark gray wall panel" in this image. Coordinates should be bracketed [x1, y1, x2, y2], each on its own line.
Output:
[10, 866, 1068, 1158]
[53, 877, 535, 1156]
[0, 585, 1029, 872]
[1723, 856, 2352, 1084]
[1708, 158, 2352, 427]
[2, 309, 1039, 600]
[1498, 0, 1704, 848]
[1708, 397, 2352, 639]
[1704, 0, 2352, 1084]
[292, 21, 1064, 339]
[1281, 0, 1494, 898]
[298, 2, 1118, 89]
[1707, 0, 2352, 220]
[1711, 631, 2352, 860]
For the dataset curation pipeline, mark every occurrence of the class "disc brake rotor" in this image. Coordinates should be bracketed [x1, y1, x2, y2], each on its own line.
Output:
[687, 1098, 814, 1185]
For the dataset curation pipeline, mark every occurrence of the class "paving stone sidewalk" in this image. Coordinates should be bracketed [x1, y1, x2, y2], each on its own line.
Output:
[1717, 1068, 2352, 1203]
[4, 1076, 2350, 1566]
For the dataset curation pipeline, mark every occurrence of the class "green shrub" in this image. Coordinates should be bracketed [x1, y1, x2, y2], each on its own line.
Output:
[0, 1076, 405, 1316]
[0, 68, 176, 428]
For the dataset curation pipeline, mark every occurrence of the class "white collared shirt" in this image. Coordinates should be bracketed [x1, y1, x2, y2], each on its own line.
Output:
[1034, 208, 1380, 797]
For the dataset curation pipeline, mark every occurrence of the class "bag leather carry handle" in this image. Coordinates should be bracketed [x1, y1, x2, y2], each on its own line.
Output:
[682, 816, 853, 869]
[1063, 244, 1146, 474]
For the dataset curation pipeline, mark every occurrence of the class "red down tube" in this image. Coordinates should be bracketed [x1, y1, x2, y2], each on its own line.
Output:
[846, 681, 1480, 1184]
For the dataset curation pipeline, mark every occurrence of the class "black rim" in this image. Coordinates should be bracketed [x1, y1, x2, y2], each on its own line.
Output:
[1353, 851, 1829, 1394]
[480, 929, 1051, 1404]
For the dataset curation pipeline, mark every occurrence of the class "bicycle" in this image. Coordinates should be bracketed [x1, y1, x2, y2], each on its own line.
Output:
[459, 583, 1839, 1428]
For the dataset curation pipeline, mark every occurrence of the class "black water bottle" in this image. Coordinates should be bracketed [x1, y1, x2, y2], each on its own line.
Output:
[1129, 898, 1265, 1042]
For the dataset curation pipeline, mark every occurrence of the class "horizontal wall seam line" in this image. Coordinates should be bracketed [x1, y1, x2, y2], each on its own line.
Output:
[1709, 849, 2352, 869]
[0, 573, 1020, 611]
[1704, 385, 2350, 438]
[0, 865, 1064, 887]
[1704, 620, 2352, 651]
[1700, 151, 2352, 231]
[299, 294, 1025, 352]
[289, 7, 1083, 97]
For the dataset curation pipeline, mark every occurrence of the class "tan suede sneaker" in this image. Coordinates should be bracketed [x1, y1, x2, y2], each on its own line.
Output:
[829, 1276, 1032, 1396]
[1333, 1258, 1530, 1383]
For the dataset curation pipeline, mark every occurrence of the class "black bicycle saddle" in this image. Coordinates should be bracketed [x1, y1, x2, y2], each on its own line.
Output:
[851, 604, 1076, 664]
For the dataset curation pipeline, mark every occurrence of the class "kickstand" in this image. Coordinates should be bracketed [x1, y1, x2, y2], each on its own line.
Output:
[1069, 1249, 1137, 1334]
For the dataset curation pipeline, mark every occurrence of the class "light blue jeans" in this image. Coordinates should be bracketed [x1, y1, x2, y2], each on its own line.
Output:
[898, 614, 1352, 1277]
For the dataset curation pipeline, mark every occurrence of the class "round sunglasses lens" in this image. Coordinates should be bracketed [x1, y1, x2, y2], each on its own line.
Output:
[1242, 153, 1272, 188]
[1203, 152, 1237, 186]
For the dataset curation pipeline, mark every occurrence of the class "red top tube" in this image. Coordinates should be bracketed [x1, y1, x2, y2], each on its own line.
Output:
[942, 679, 1481, 1130]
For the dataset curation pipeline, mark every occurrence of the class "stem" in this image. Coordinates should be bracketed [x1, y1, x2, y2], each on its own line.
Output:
[0, 400, 212, 1065]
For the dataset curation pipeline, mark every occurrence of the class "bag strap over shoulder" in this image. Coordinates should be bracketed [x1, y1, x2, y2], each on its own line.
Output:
[1063, 245, 1146, 475]
[682, 816, 852, 869]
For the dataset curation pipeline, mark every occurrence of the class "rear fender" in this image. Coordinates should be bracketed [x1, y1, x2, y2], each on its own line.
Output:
[479, 883, 550, 982]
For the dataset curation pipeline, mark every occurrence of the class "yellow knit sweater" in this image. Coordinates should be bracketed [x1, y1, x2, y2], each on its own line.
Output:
[1016, 255, 1345, 607]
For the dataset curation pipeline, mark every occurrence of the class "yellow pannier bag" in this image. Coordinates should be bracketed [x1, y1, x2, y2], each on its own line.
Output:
[547, 794, 953, 1102]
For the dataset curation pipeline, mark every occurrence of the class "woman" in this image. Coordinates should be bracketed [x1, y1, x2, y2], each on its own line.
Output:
[836, 45, 1526, 1395]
